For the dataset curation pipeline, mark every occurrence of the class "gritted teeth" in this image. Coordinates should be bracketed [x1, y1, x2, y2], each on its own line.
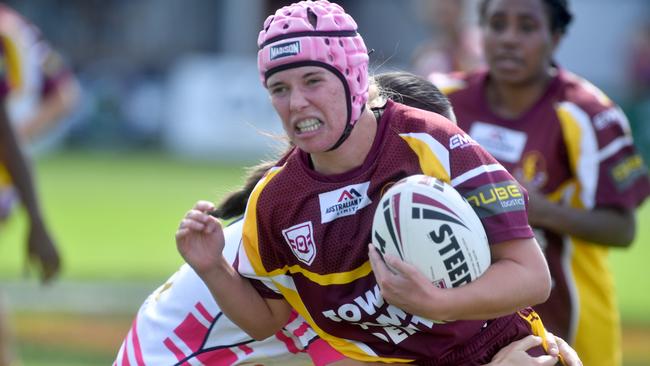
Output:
[296, 118, 322, 133]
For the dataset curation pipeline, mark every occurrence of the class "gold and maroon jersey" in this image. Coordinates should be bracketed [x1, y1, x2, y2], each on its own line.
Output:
[238, 100, 535, 362]
[0, 4, 73, 123]
[438, 68, 650, 366]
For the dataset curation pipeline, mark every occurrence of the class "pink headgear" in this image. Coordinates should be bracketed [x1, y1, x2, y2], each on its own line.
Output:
[257, 0, 370, 151]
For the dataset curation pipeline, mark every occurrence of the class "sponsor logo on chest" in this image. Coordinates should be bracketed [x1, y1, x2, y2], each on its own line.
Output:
[318, 182, 372, 223]
[282, 221, 317, 266]
[469, 122, 528, 163]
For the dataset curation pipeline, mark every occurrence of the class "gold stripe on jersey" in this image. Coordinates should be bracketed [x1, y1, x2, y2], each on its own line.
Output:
[268, 261, 372, 286]
[0, 35, 22, 92]
[399, 133, 450, 182]
[556, 102, 599, 209]
[556, 102, 622, 366]
[242, 165, 285, 277]
[243, 164, 375, 285]
[545, 178, 574, 204]
[0, 165, 11, 186]
[275, 279, 414, 363]
[553, 184, 622, 366]
[568, 237, 621, 366]
[0, 37, 14, 186]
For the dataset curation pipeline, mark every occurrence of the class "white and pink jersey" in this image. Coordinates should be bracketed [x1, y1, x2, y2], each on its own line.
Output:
[114, 219, 317, 366]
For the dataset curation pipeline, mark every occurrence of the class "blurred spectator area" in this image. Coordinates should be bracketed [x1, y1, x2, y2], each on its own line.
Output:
[5, 0, 650, 162]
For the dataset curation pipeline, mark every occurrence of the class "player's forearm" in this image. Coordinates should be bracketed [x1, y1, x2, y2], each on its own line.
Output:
[532, 201, 635, 247]
[200, 257, 289, 340]
[0, 106, 44, 222]
[428, 239, 551, 320]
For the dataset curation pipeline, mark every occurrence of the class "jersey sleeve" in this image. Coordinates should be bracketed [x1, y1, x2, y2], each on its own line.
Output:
[397, 108, 533, 245]
[556, 95, 650, 211]
[39, 44, 73, 97]
[448, 132, 534, 245]
[236, 242, 283, 299]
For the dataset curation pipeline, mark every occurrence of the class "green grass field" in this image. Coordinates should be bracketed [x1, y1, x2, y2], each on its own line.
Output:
[0, 151, 649, 365]
[0, 151, 248, 281]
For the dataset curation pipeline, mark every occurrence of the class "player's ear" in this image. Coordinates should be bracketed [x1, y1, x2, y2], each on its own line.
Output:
[550, 31, 563, 52]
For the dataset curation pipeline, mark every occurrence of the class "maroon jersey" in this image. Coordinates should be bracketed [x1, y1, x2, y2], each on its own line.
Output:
[440, 68, 650, 366]
[0, 4, 73, 102]
[239, 100, 535, 362]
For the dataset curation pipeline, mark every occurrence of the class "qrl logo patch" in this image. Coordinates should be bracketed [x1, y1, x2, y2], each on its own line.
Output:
[282, 221, 316, 265]
[270, 41, 301, 60]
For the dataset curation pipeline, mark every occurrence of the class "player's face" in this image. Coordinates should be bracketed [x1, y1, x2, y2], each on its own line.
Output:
[481, 0, 558, 86]
[267, 66, 347, 153]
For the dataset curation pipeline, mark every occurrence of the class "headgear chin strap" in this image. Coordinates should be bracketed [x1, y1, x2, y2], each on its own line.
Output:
[257, 0, 370, 151]
[326, 104, 366, 151]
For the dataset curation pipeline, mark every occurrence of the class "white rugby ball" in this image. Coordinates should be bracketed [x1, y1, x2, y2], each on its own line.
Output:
[371, 174, 490, 289]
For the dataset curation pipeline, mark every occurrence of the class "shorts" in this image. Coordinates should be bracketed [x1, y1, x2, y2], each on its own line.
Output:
[305, 308, 553, 365]
[418, 308, 549, 366]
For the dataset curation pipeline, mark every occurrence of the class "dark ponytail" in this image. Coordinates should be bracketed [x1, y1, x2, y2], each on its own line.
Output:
[211, 160, 277, 219]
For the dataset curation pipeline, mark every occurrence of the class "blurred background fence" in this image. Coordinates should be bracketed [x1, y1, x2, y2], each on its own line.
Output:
[6, 0, 650, 163]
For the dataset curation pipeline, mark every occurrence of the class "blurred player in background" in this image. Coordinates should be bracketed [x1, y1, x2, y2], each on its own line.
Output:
[0, 33, 61, 366]
[116, 72, 582, 365]
[0, 3, 80, 221]
[431, 0, 650, 365]
[411, 0, 484, 76]
[0, 4, 76, 365]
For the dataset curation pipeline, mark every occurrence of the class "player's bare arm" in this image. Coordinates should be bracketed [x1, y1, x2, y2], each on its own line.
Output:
[525, 185, 636, 247]
[370, 237, 550, 321]
[176, 200, 292, 339]
[0, 103, 60, 282]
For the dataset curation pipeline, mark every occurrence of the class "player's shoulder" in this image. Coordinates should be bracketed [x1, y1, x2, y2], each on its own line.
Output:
[428, 70, 484, 97]
[249, 149, 304, 205]
[388, 99, 464, 139]
[556, 68, 618, 117]
[0, 4, 30, 38]
[250, 160, 287, 196]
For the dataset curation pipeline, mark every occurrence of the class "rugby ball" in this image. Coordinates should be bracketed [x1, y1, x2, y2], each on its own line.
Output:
[371, 175, 490, 289]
